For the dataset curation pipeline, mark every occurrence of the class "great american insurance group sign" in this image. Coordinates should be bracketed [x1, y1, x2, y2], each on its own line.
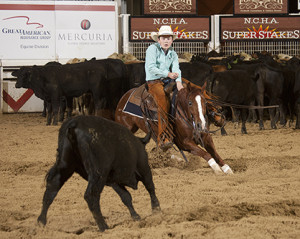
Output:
[220, 16, 300, 41]
[0, 1, 118, 60]
[130, 16, 210, 42]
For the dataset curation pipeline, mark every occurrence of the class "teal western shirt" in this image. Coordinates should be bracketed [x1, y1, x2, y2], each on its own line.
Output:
[145, 43, 182, 83]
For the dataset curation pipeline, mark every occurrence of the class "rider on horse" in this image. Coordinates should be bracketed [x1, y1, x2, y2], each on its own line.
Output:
[145, 25, 184, 151]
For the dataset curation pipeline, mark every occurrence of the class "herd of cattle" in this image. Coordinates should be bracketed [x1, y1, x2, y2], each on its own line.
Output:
[12, 51, 300, 133]
[10, 52, 300, 231]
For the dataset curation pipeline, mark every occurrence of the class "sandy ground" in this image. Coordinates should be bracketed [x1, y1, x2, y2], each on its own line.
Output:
[0, 112, 299, 239]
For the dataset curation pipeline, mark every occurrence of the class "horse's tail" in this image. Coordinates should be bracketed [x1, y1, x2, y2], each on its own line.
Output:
[44, 117, 77, 184]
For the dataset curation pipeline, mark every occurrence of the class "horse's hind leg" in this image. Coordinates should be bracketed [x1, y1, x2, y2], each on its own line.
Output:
[37, 161, 75, 226]
[112, 184, 141, 220]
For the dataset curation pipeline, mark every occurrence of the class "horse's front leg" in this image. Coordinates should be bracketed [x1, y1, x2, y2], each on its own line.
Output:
[201, 133, 233, 174]
[181, 139, 223, 174]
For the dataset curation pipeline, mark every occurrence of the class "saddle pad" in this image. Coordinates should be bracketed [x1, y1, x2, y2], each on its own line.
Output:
[123, 85, 157, 120]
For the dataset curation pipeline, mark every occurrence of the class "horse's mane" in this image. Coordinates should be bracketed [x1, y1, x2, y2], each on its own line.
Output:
[181, 78, 219, 102]
[182, 78, 221, 109]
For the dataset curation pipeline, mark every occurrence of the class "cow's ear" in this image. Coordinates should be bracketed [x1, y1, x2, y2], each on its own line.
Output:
[11, 71, 18, 77]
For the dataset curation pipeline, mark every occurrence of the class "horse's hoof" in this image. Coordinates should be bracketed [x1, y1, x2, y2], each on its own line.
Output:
[208, 158, 222, 174]
[221, 164, 233, 174]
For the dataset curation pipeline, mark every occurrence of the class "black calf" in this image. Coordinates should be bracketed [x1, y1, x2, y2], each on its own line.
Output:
[37, 115, 160, 231]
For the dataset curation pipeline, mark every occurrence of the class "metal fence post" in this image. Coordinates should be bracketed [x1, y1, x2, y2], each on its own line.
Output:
[121, 14, 130, 54]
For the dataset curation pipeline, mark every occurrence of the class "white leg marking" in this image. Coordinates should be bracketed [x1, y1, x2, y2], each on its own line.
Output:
[195, 95, 206, 130]
[207, 158, 222, 174]
[221, 164, 234, 174]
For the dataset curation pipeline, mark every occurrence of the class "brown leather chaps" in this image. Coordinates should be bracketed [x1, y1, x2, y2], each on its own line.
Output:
[147, 80, 172, 144]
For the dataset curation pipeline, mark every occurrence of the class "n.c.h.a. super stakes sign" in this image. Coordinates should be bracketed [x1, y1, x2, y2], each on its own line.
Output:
[130, 16, 210, 42]
[220, 16, 300, 41]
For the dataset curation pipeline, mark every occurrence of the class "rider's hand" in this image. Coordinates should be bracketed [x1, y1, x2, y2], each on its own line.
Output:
[168, 72, 178, 79]
[176, 81, 184, 91]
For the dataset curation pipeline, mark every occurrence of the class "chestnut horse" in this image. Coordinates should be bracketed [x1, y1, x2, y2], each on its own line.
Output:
[115, 81, 233, 174]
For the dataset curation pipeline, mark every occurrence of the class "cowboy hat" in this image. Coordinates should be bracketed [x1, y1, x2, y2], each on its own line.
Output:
[151, 25, 177, 42]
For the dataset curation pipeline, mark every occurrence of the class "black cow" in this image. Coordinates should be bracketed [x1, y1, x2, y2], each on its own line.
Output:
[13, 59, 127, 125]
[125, 61, 146, 88]
[12, 62, 67, 122]
[294, 67, 300, 129]
[37, 115, 160, 231]
[253, 64, 285, 129]
[180, 61, 213, 86]
[12, 65, 69, 125]
[208, 70, 257, 135]
[230, 62, 285, 129]
[88, 58, 129, 117]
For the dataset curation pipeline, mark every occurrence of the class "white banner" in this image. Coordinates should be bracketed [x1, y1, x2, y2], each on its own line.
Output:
[0, 1, 55, 60]
[0, 1, 118, 61]
[55, 1, 117, 59]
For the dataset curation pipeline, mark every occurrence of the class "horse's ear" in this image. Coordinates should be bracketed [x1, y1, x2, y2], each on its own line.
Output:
[187, 82, 192, 91]
[201, 82, 207, 92]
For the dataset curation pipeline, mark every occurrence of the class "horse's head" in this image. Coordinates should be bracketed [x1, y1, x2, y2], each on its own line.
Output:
[179, 82, 209, 134]
[181, 78, 225, 128]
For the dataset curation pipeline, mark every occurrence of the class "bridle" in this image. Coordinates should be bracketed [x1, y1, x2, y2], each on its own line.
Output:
[172, 89, 212, 146]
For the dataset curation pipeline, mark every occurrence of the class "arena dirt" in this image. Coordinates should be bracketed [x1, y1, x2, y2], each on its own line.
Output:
[0, 113, 299, 239]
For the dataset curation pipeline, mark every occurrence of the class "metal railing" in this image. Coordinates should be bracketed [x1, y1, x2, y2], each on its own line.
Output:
[128, 42, 208, 60]
[221, 41, 300, 56]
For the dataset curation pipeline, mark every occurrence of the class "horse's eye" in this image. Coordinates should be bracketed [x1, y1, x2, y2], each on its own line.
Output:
[188, 101, 192, 106]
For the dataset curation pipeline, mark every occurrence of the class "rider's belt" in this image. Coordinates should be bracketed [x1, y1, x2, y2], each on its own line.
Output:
[147, 79, 161, 84]
[147, 78, 173, 85]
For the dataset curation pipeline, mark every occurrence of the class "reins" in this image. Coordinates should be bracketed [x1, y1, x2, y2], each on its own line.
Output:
[171, 89, 224, 135]
[206, 98, 279, 109]
[206, 76, 279, 110]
